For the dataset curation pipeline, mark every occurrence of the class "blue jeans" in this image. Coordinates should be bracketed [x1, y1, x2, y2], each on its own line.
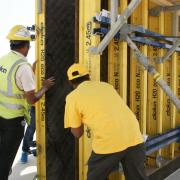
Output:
[22, 106, 36, 153]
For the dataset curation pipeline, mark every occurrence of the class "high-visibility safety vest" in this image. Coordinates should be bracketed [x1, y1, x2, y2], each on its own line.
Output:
[0, 52, 31, 124]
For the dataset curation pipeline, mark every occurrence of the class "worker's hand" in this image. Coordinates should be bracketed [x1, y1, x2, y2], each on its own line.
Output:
[25, 77, 55, 104]
[42, 77, 55, 91]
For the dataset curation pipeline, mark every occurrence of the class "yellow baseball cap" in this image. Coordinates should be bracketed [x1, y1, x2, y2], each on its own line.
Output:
[67, 63, 89, 81]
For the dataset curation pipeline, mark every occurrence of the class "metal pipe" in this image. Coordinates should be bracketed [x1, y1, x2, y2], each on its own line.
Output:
[37, 0, 42, 14]
[89, 0, 141, 55]
[149, 5, 180, 16]
[157, 78, 180, 111]
[146, 137, 179, 155]
[145, 129, 180, 147]
[156, 39, 180, 63]
[111, 0, 118, 27]
[126, 35, 180, 111]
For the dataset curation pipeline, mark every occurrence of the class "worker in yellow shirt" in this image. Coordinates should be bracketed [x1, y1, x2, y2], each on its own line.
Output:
[64, 63, 149, 180]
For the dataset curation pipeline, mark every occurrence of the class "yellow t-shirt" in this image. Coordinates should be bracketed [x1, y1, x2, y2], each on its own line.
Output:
[64, 81, 143, 154]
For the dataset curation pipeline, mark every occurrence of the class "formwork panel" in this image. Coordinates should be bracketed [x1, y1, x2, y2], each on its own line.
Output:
[176, 50, 180, 153]
[45, 0, 76, 180]
[130, 0, 148, 134]
[108, 0, 127, 100]
[35, 0, 46, 179]
[161, 12, 173, 160]
[79, 0, 101, 179]
[147, 1, 164, 166]
[108, 1, 127, 179]
[173, 13, 180, 132]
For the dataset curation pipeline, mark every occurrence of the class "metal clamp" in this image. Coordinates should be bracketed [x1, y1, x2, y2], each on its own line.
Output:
[89, 0, 141, 55]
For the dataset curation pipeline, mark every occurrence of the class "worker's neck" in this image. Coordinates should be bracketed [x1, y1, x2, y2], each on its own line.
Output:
[14, 49, 27, 57]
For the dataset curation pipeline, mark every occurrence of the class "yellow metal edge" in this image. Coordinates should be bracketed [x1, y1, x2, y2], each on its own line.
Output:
[79, 1, 101, 179]
[130, 0, 148, 134]
[35, 0, 46, 179]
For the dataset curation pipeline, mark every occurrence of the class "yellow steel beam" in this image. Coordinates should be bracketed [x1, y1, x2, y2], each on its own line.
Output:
[147, 1, 164, 166]
[108, 1, 127, 180]
[130, 0, 148, 135]
[157, 8, 164, 158]
[169, 11, 178, 159]
[175, 11, 180, 156]
[162, 11, 173, 159]
[108, 0, 127, 101]
[170, 53, 177, 159]
[176, 39, 180, 154]
[35, 0, 46, 179]
[79, 0, 101, 179]
[150, 0, 173, 6]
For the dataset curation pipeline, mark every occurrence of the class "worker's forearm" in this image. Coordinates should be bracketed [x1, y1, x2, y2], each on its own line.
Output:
[25, 77, 54, 104]
[31, 86, 47, 104]
[25, 87, 48, 104]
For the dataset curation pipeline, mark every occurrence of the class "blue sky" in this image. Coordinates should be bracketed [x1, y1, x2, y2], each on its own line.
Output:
[0, 0, 35, 64]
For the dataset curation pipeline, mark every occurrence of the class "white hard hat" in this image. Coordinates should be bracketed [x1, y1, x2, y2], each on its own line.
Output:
[7, 25, 32, 41]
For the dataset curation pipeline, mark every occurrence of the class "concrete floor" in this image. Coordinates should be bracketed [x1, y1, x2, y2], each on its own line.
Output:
[8, 144, 37, 180]
[165, 169, 180, 180]
[8, 146, 180, 180]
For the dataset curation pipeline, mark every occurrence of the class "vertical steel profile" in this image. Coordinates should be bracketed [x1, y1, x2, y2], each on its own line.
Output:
[170, 11, 178, 159]
[79, 0, 101, 179]
[175, 10, 180, 154]
[147, 1, 164, 166]
[130, 0, 148, 134]
[35, 0, 46, 179]
[162, 11, 173, 160]
[108, 0, 127, 102]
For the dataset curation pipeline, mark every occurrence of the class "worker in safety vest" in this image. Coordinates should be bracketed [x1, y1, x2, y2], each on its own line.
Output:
[64, 63, 149, 180]
[0, 25, 55, 180]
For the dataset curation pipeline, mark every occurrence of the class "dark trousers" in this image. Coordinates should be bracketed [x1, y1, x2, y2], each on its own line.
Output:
[87, 143, 149, 180]
[0, 116, 25, 180]
[22, 107, 36, 152]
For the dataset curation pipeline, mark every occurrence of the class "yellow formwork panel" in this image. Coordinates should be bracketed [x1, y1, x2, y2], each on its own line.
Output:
[174, 11, 180, 156]
[170, 12, 179, 159]
[108, 0, 127, 179]
[130, 0, 148, 135]
[170, 51, 177, 159]
[79, 0, 101, 179]
[108, 0, 127, 100]
[176, 51, 180, 154]
[162, 12, 173, 159]
[156, 10, 164, 157]
[169, 11, 178, 158]
[147, 1, 164, 165]
[175, 14, 180, 155]
[35, 0, 46, 179]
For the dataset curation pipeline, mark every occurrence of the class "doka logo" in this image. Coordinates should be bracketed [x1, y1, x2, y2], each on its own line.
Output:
[0, 65, 7, 74]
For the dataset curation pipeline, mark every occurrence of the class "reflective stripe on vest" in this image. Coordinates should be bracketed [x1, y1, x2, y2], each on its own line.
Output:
[0, 101, 24, 110]
[0, 59, 25, 99]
